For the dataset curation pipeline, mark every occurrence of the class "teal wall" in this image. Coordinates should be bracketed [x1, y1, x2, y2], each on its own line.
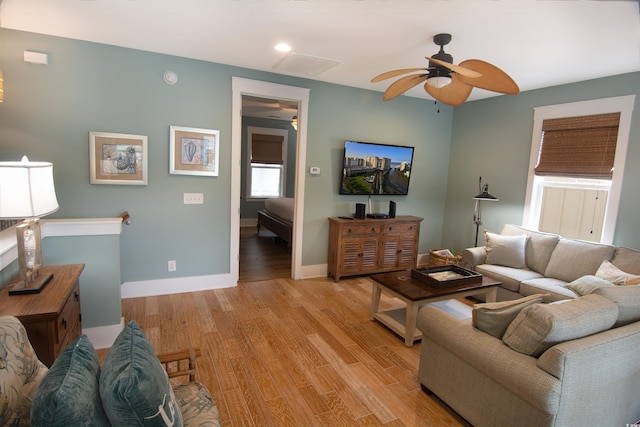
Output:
[0, 28, 454, 280]
[42, 235, 121, 329]
[3, 27, 637, 286]
[442, 72, 640, 251]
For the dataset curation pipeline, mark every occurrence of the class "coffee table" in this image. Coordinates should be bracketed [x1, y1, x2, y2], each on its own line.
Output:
[370, 270, 500, 346]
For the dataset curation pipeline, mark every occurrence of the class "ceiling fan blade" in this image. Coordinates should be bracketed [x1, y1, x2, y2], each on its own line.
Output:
[426, 57, 482, 79]
[371, 68, 428, 83]
[424, 75, 473, 107]
[457, 59, 520, 94]
[383, 74, 429, 101]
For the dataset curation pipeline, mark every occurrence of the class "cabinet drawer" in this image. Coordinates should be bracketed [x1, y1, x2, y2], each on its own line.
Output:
[383, 223, 418, 234]
[342, 224, 381, 236]
[56, 283, 81, 351]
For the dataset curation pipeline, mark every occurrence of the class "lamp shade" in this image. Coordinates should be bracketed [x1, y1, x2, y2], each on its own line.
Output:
[473, 184, 499, 201]
[0, 156, 59, 219]
[426, 76, 452, 89]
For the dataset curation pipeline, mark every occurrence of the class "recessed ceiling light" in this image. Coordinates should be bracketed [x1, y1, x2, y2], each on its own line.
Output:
[274, 43, 292, 53]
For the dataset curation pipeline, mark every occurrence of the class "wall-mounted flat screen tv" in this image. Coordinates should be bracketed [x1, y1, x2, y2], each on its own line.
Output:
[339, 140, 414, 196]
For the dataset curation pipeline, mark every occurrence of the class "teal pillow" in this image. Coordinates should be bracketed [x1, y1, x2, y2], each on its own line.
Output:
[100, 321, 183, 427]
[31, 335, 109, 426]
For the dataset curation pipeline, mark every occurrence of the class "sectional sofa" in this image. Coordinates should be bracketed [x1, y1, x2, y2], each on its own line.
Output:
[415, 224, 640, 426]
[462, 224, 640, 301]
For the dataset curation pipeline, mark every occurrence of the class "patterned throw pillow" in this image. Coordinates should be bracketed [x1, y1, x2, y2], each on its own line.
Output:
[31, 335, 109, 426]
[100, 321, 183, 427]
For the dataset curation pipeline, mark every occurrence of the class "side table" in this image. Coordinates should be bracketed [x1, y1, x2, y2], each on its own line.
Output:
[0, 264, 84, 367]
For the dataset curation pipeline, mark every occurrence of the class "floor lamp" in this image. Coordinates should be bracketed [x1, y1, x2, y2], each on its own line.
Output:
[473, 176, 499, 247]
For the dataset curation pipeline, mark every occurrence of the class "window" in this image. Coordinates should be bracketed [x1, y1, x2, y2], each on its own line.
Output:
[247, 127, 288, 199]
[523, 96, 635, 244]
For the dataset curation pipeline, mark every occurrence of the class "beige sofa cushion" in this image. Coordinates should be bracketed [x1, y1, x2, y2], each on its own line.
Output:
[502, 294, 618, 357]
[472, 294, 546, 339]
[544, 238, 615, 282]
[595, 260, 640, 285]
[593, 285, 640, 327]
[610, 247, 640, 275]
[501, 224, 560, 274]
[475, 264, 543, 293]
[519, 277, 578, 302]
[562, 275, 615, 296]
[484, 231, 528, 268]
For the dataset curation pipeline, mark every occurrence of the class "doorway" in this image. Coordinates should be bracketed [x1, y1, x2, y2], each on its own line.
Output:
[230, 78, 310, 284]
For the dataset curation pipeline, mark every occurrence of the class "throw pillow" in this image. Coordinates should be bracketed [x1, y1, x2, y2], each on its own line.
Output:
[593, 285, 640, 327]
[484, 231, 528, 269]
[472, 294, 547, 339]
[563, 275, 615, 296]
[100, 321, 183, 427]
[595, 260, 640, 286]
[31, 335, 110, 427]
[502, 294, 618, 357]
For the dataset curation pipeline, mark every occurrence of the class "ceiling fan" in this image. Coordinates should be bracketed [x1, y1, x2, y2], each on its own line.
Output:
[371, 33, 520, 106]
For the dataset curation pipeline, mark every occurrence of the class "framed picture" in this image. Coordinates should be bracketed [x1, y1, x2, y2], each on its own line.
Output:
[89, 131, 148, 185]
[170, 126, 220, 176]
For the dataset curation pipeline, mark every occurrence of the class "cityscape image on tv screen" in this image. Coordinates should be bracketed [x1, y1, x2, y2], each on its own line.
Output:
[339, 140, 414, 195]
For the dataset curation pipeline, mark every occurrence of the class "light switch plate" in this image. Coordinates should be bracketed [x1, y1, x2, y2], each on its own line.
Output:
[309, 166, 321, 175]
[183, 193, 204, 204]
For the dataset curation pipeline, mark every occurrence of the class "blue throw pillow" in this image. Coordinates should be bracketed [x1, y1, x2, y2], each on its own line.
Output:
[31, 335, 110, 426]
[99, 321, 183, 426]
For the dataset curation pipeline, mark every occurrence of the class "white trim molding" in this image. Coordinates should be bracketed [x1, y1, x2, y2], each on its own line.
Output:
[121, 273, 236, 298]
[0, 218, 122, 270]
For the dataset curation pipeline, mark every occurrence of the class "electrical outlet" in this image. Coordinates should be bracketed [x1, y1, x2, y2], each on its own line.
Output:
[168, 260, 176, 272]
[183, 193, 204, 204]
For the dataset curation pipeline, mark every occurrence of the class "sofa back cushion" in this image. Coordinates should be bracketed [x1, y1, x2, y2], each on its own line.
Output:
[31, 335, 110, 426]
[610, 247, 640, 275]
[502, 294, 618, 357]
[100, 321, 183, 427]
[544, 238, 615, 282]
[593, 285, 640, 327]
[501, 224, 560, 274]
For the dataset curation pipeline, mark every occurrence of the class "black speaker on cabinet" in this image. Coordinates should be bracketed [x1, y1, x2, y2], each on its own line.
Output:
[389, 201, 396, 218]
[355, 203, 366, 219]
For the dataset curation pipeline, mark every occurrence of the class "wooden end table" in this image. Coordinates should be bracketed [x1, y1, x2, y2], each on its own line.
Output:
[370, 270, 500, 347]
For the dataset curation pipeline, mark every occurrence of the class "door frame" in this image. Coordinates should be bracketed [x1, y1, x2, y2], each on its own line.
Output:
[231, 77, 310, 282]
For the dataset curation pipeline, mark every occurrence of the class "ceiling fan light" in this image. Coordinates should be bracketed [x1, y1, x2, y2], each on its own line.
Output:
[427, 76, 452, 89]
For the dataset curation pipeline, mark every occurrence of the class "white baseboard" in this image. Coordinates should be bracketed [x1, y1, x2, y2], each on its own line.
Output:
[121, 273, 236, 299]
[83, 317, 124, 350]
[298, 263, 329, 279]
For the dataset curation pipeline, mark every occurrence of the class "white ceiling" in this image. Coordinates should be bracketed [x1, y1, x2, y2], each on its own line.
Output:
[1, 0, 639, 107]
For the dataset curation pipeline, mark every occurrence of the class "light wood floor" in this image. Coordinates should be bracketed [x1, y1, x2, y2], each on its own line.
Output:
[239, 226, 291, 282]
[118, 276, 467, 427]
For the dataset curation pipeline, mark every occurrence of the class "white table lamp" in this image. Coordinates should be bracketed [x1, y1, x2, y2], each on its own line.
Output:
[0, 156, 59, 294]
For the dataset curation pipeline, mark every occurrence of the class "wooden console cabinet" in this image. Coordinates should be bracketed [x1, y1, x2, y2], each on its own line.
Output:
[0, 264, 84, 367]
[328, 216, 423, 281]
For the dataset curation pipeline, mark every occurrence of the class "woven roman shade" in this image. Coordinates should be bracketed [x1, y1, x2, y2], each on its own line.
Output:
[251, 134, 284, 165]
[535, 112, 621, 179]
